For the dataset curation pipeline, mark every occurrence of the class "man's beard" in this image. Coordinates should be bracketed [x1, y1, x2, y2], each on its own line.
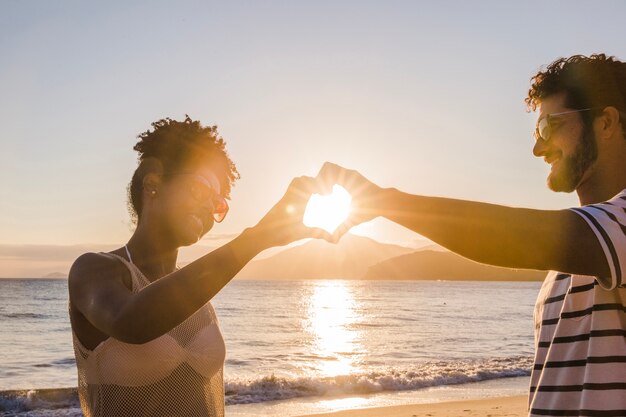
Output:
[547, 126, 598, 193]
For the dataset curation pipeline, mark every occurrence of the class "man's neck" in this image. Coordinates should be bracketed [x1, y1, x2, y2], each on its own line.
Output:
[576, 170, 626, 206]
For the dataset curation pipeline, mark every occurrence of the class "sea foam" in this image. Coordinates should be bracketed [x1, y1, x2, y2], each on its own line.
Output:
[0, 356, 531, 415]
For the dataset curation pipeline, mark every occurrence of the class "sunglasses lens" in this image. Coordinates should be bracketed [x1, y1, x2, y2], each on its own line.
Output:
[184, 176, 228, 222]
[212, 198, 229, 223]
[536, 118, 550, 141]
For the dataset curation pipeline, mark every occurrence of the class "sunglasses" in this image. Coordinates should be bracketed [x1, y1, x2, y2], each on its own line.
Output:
[534, 108, 592, 142]
[166, 173, 229, 223]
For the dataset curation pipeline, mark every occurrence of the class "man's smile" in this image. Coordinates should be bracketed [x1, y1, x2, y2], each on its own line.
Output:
[544, 152, 561, 165]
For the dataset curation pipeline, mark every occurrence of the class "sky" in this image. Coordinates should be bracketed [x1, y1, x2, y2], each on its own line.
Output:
[2, 1, 626, 277]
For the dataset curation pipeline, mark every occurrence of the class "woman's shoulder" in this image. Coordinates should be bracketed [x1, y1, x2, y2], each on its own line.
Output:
[70, 251, 122, 273]
[68, 251, 131, 290]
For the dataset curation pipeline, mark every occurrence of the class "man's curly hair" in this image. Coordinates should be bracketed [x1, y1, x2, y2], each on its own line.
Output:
[526, 54, 626, 133]
[128, 116, 240, 223]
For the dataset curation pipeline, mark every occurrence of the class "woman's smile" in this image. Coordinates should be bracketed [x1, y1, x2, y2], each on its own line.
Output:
[189, 213, 205, 235]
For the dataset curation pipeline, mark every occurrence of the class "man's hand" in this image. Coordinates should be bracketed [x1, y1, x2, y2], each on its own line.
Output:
[316, 162, 387, 241]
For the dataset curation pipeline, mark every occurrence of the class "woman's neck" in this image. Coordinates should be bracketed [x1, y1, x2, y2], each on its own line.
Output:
[126, 226, 179, 281]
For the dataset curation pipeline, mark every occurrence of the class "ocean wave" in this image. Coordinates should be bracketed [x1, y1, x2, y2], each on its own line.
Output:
[32, 358, 75, 369]
[223, 356, 532, 405]
[0, 356, 532, 413]
[2, 313, 48, 320]
[0, 388, 79, 414]
[51, 359, 76, 367]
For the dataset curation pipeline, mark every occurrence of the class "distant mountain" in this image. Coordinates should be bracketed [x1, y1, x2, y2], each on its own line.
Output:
[236, 234, 414, 279]
[365, 250, 546, 281]
[44, 238, 545, 281]
[414, 243, 447, 252]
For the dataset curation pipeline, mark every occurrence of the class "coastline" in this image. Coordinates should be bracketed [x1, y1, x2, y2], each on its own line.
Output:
[294, 395, 528, 417]
[226, 376, 530, 417]
[0, 385, 529, 417]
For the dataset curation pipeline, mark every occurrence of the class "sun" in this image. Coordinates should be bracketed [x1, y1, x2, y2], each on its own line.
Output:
[303, 184, 352, 234]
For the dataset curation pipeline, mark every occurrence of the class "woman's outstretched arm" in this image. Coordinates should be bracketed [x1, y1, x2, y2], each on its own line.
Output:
[69, 176, 332, 344]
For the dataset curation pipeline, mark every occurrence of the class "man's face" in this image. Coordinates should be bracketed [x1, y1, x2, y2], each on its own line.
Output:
[533, 93, 598, 192]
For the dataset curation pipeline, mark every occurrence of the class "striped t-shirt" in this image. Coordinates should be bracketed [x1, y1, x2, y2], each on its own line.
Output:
[529, 189, 626, 416]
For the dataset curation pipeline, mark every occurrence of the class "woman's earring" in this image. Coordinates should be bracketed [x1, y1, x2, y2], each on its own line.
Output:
[151, 190, 157, 196]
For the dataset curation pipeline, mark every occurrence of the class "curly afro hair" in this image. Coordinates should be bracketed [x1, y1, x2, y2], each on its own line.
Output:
[526, 54, 626, 133]
[128, 116, 240, 224]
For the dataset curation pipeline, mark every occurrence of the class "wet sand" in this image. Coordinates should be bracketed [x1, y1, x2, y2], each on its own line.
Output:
[295, 395, 527, 417]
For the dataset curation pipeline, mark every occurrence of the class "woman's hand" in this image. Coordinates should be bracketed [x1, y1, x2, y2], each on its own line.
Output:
[250, 175, 335, 248]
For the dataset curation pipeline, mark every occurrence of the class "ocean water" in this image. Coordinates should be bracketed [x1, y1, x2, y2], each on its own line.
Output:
[0, 278, 540, 416]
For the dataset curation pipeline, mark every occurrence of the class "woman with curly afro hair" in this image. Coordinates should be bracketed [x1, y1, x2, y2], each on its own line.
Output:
[68, 116, 334, 417]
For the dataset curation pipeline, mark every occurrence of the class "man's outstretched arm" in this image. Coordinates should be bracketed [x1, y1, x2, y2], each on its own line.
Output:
[318, 162, 610, 279]
[374, 189, 608, 277]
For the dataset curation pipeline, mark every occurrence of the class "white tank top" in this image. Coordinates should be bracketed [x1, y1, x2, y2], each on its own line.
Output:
[71, 253, 226, 417]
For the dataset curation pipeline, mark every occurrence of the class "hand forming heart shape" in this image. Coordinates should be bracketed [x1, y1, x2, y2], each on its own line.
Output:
[251, 162, 381, 247]
[303, 184, 352, 234]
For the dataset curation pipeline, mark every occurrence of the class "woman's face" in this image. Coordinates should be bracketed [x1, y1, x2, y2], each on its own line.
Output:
[156, 164, 225, 247]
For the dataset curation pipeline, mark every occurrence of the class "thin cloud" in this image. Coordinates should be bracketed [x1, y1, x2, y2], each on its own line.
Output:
[0, 244, 119, 261]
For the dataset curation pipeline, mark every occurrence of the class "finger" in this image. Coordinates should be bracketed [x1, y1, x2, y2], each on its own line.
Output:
[317, 163, 368, 196]
[289, 219, 334, 243]
[290, 175, 326, 196]
[316, 162, 344, 194]
[331, 217, 357, 242]
[317, 161, 342, 178]
[331, 225, 349, 243]
[341, 170, 370, 197]
[283, 177, 320, 210]
[307, 227, 335, 243]
[329, 230, 347, 244]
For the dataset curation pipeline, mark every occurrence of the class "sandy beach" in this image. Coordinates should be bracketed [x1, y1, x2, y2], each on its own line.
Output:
[296, 395, 528, 417]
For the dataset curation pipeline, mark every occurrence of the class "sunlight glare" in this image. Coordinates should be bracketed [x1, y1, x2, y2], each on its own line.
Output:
[303, 185, 352, 234]
[305, 281, 362, 377]
[316, 397, 370, 411]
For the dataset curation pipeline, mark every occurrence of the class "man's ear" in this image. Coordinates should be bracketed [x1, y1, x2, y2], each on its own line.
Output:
[595, 106, 622, 141]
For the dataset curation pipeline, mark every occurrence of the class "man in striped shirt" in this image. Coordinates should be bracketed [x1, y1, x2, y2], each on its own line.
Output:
[318, 54, 626, 416]
[524, 55, 626, 416]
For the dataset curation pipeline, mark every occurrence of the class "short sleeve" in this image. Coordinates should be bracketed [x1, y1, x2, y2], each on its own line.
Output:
[569, 189, 626, 290]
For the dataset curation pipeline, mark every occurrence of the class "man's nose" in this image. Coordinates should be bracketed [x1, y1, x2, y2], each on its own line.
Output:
[533, 138, 547, 157]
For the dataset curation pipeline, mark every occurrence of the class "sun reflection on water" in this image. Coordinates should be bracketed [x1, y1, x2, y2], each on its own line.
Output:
[304, 281, 362, 377]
